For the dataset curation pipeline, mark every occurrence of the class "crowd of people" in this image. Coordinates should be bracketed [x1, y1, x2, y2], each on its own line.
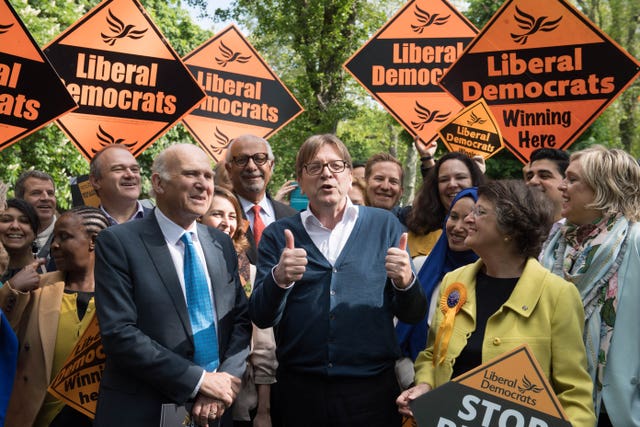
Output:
[0, 133, 638, 427]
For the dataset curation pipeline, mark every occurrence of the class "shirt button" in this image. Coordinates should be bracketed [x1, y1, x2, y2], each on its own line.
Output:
[333, 268, 338, 273]
[328, 363, 333, 369]
[330, 289, 336, 296]
[492, 337, 501, 346]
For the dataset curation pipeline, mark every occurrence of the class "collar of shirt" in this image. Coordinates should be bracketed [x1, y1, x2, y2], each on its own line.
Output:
[101, 201, 145, 225]
[301, 198, 359, 265]
[155, 208, 213, 299]
[238, 194, 276, 227]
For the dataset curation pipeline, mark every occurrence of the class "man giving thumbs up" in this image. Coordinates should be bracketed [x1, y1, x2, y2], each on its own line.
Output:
[250, 134, 427, 427]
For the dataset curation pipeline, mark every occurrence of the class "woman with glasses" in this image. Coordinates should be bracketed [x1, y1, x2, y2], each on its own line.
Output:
[540, 146, 640, 427]
[397, 180, 595, 427]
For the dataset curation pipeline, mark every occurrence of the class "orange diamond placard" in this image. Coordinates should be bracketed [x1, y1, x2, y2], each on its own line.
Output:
[410, 345, 571, 426]
[344, 0, 477, 145]
[0, 0, 77, 150]
[43, 0, 206, 160]
[182, 25, 304, 161]
[439, 0, 640, 163]
[438, 99, 504, 160]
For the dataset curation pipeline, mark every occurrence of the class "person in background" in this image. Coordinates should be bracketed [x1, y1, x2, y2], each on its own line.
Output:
[395, 187, 479, 382]
[0, 198, 45, 283]
[405, 152, 485, 261]
[14, 170, 58, 269]
[214, 159, 234, 191]
[89, 144, 152, 225]
[94, 143, 251, 427]
[349, 176, 367, 206]
[397, 180, 596, 427]
[0, 181, 15, 427]
[351, 161, 366, 181]
[524, 148, 569, 243]
[413, 137, 486, 178]
[200, 186, 277, 427]
[1, 206, 109, 427]
[225, 134, 297, 264]
[364, 153, 404, 212]
[250, 134, 427, 427]
[273, 179, 298, 205]
[540, 146, 640, 427]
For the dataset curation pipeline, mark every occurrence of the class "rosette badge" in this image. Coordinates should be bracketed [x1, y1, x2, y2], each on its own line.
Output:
[433, 282, 467, 365]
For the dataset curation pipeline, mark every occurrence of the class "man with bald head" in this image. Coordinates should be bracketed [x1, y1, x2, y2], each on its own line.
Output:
[225, 134, 296, 263]
[94, 143, 251, 427]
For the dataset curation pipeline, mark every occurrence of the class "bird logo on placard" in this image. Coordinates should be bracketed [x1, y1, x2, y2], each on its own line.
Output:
[92, 125, 137, 154]
[215, 41, 251, 67]
[411, 5, 450, 34]
[518, 375, 543, 394]
[411, 101, 451, 131]
[467, 111, 486, 126]
[510, 6, 562, 45]
[101, 9, 148, 46]
[0, 22, 13, 35]
[208, 127, 231, 157]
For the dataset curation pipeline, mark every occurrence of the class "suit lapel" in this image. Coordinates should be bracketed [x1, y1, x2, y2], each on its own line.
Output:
[141, 215, 192, 338]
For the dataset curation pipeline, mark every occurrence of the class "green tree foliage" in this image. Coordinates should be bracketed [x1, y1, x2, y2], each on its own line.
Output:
[216, 0, 413, 191]
[0, 0, 211, 209]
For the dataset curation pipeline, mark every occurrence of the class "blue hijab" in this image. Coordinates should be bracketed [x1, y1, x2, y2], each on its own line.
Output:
[396, 187, 478, 361]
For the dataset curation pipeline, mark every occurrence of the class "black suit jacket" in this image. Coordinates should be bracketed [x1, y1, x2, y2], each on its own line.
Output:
[239, 195, 297, 264]
[94, 210, 251, 427]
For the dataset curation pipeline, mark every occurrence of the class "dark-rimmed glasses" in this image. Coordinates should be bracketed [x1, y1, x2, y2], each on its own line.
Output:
[303, 160, 349, 176]
[231, 153, 270, 167]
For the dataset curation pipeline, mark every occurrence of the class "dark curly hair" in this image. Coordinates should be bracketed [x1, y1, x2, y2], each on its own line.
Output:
[478, 180, 553, 258]
[406, 152, 485, 235]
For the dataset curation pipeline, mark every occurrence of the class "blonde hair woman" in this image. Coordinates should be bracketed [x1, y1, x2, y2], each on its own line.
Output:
[540, 146, 640, 426]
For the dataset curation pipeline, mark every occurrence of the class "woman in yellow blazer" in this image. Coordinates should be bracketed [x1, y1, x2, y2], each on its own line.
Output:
[1, 207, 108, 427]
[397, 180, 596, 427]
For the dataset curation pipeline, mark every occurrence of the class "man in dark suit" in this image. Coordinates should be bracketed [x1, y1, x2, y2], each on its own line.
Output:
[94, 143, 251, 427]
[225, 134, 297, 263]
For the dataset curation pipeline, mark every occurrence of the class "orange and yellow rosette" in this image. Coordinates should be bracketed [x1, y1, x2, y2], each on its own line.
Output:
[433, 282, 467, 366]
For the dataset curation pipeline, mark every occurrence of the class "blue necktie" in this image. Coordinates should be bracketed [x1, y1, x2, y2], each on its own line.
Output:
[181, 232, 219, 371]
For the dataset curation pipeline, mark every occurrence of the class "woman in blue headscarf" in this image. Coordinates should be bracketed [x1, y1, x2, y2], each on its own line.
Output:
[396, 187, 479, 365]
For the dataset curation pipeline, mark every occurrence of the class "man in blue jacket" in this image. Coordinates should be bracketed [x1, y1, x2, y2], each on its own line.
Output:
[250, 134, 427, 427]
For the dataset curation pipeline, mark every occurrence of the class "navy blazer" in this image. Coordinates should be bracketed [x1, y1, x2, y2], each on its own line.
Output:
[94, 210, 251, 427]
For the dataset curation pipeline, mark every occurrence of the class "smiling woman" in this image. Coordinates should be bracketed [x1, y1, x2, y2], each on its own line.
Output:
[0, 207, 109, 427]
[397, 181, 596, 427]
[0, 199, 41, 283]
[540, 146, 640, 427]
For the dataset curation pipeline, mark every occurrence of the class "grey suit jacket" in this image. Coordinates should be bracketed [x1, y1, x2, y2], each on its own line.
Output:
[94, 210, 251, 427]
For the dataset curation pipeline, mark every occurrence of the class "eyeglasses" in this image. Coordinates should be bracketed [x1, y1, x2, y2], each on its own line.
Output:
[303, 160, 349, 176]
[470, 205, 493, 217]
[231, 153, 270, 167]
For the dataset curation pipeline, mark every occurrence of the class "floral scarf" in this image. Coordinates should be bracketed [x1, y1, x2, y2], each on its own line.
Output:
[540, 214, 629, 415]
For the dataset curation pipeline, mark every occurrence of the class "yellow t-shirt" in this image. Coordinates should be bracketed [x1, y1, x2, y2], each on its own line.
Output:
[408, 229, 442, 258]
[33, 291, 95, 427]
